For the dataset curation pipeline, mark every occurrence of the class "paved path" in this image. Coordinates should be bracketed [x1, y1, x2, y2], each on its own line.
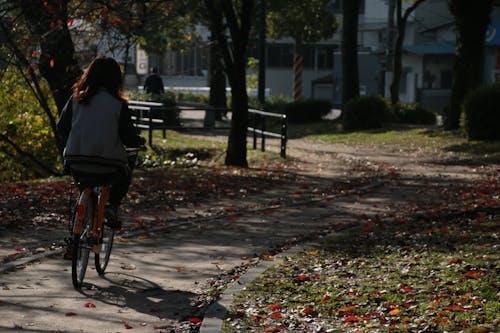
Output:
[0, 136, 496, 333]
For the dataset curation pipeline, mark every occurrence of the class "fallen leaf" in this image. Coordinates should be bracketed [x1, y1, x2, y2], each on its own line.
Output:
[124, 323, 133, 329]
[269, 311, 282, 319]
[295, 274, 309, 281]
[268, 303, 281, 310]
[120, 263, 136, 270]
[338, 305, 357, 315]
[388, 308, 400, 316]
[446, 304, 468, 312]
[464, 271, 485, 279]
[302, 307, 316, 315]
[343, 315, 362, 323]
[449, 257, 461, 264]
[84, 302, 96, 308]
[399, 286, 412, 293]
[189, 317, 202, 325]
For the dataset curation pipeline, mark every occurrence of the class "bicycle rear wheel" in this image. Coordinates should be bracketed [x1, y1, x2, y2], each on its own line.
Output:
[71, 193, 95, 288]
[95, 222, 115, 275]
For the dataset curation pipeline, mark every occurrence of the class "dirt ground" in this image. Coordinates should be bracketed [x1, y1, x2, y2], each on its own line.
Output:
[0, 135, 498, 333]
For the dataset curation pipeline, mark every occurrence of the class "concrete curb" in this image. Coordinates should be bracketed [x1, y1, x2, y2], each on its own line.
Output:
[200, 242, 311, 333]
[199, 180, 386, 332]
[0, 248, 64, 273]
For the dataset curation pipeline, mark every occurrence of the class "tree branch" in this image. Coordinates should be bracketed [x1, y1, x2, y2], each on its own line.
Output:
[0, 133, 59, 176]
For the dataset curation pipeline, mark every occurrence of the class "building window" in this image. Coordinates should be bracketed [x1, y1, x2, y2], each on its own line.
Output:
[331, 0, 365, 14]
[317, 45, 335, 69]
[304, 45, 315, 69]
[495, 47, 500, 69]
[441, 70, 452, 89]
[267, 44, 294, 68]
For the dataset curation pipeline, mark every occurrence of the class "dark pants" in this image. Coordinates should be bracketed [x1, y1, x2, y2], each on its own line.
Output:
[108, 168, 132, 206]
[109, 152, 138, 206]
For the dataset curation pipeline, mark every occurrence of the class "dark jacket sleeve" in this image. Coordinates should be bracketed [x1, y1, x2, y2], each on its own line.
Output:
[57, 97, 73, 147]
[119, 103, 146, 147]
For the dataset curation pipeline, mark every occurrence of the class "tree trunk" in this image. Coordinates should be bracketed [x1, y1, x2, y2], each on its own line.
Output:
[446, 0, 492, 130]
[225, 60, 248, 167]
[390, 0, 403, 106]
[209, 30, 227, 122]
[20, 0, 81, 113]
[204, 0, 254, 167]
[390, 0, 426, 107]
[342, 0, 360, 105]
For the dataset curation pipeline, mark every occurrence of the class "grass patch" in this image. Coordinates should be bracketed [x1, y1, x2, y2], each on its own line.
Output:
[285, 122, 500, 161]
[223, 174, 500, 332]
[225, 217, 499, 332]
[138, 130, 288, 168]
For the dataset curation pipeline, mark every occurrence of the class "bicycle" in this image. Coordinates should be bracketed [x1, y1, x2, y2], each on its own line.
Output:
[68, 147, 143, 289]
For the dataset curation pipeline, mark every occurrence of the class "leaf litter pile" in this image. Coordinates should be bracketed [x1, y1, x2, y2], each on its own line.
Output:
[224, 176, 499, 333]
[0, 159, 379, 264]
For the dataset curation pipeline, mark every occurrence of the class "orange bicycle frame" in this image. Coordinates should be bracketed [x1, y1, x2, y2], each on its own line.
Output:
[73, 186, 110, 253]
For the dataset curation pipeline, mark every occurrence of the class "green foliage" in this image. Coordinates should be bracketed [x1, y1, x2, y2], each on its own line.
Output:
[246, 57, 259, 90]
[128, 90, 180, 126]
[392, 103, 437, 125]
[176, 92, 209, 105]
[267, 0, 337, 43]
[70, 1, 201, 55]
[463, 83, 500, 140]
[342, 96, 388, 130]
[281, 99, 332, 124]
[0, 67, 58, 181]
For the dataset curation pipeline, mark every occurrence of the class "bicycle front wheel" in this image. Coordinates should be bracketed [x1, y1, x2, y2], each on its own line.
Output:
[71, 194, 94, 288]
[95, 223, 115, 275]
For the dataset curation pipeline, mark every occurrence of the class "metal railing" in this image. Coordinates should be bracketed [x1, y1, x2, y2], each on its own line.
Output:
[248, 109, 287, 158]
[128, 100, 287, 158]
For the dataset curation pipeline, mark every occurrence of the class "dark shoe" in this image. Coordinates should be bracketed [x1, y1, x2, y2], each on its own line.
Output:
[63, 245, 73, 260]
[104, 205, 121, 230]
[63, 237, 73, 260]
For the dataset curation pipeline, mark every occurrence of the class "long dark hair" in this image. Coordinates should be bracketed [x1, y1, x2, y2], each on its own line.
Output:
[72, 56, 127, 104]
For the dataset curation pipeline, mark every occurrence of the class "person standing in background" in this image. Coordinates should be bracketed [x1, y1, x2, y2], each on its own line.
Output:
[143, 67, 164, 95]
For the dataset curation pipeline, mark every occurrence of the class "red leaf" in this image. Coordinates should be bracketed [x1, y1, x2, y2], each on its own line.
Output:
[268, 303, 281, 310]
[449, 257, 461, 264]
[464, 270, 485, 279]
[302, 307, 316, 315]
[124, 323, 133, 329]
[189, 317, 202, 325]
[269, 311, 282, 319]
[399, 286, 412, 293]
[84, 302, 96, 308]
[446, 305, 468, 312]
[295, 274, 309, 281]
[343, 315, 362, 323]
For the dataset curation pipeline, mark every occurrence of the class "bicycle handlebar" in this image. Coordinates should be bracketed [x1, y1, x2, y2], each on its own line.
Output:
[125, 146, 147, 153]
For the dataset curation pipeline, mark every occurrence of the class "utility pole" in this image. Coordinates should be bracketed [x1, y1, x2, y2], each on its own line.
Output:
[258, 0, 266, 105]
[386, 0, 396, 98]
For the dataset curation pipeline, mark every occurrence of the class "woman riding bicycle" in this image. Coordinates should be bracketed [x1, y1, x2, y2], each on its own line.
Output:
[57, 56, 145, 229]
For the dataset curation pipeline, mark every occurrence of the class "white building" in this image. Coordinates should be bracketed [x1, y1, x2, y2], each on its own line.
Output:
[127, 0, 500, 114]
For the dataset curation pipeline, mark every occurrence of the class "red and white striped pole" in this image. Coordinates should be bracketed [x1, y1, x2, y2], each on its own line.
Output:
[293, 52, 303, 100]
